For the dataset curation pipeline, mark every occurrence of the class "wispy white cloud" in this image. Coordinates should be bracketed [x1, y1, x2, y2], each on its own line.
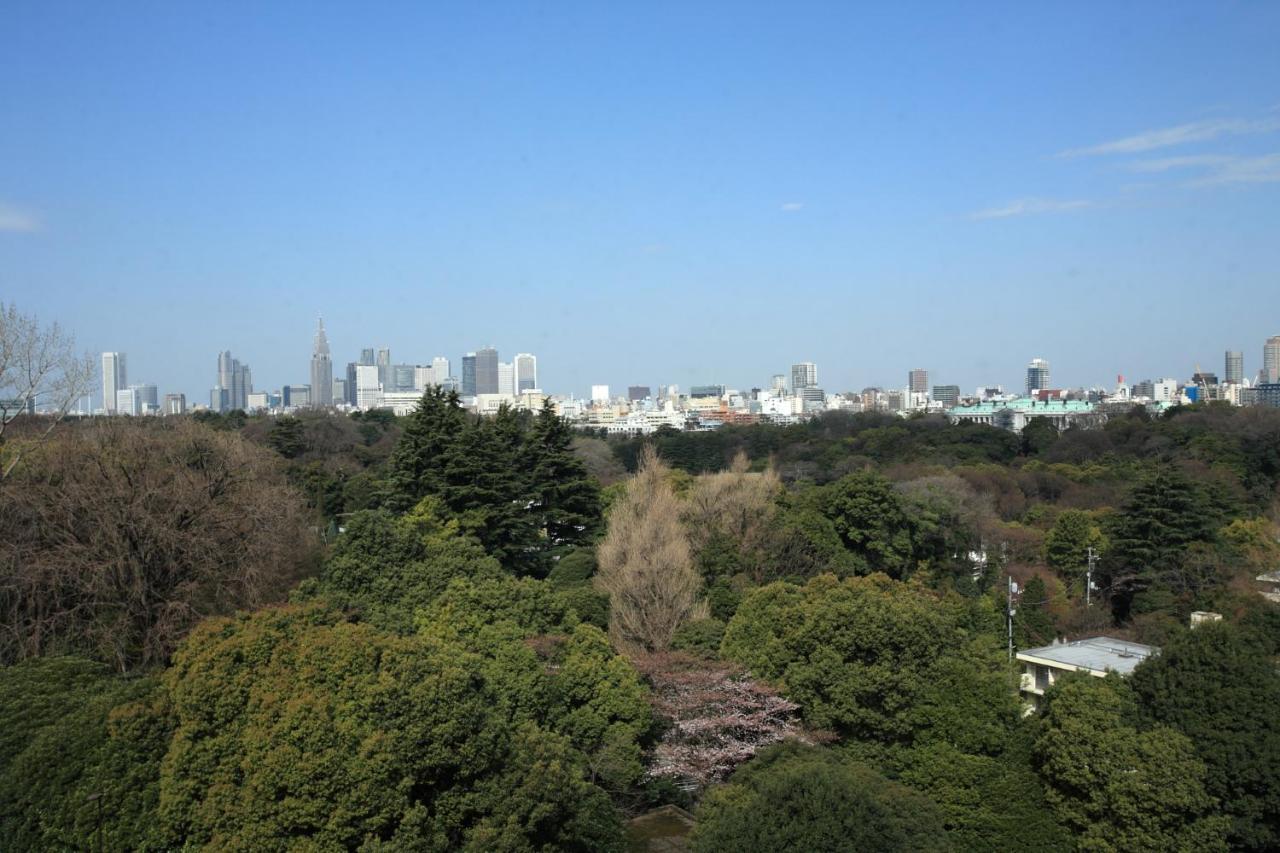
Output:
[1188, 152, 1280, 187]
[969, 197, 1091, 220]
[780, 201, 804, 212]
[0, 202, 40, 233]
[1125, 154, 1234, 173]
[1059, 117, 1280, 158]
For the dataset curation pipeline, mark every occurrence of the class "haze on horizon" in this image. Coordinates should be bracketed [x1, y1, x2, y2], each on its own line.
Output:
[2, 2, 1278, 402]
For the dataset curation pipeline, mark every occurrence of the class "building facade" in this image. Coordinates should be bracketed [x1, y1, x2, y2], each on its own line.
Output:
[791, 362, 817, 391]
[102, 352, 126, 414]
[310, 318, 333, 407]
[909, 368, 929, 395]
[514, 353, 537, 392]
[1225, 350, 1244, 385]
[1265, 336, 1280, 384]
[1025, 358, 1050, 395]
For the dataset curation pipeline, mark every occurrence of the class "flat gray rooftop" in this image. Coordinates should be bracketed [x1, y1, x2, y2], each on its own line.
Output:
[1017, 636, 1158, 675]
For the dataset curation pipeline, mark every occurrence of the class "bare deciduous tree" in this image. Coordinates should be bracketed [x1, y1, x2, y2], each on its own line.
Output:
[0, 418, 318, 671]
[596, 446, 707, 655]
[0, 302, 94, 479]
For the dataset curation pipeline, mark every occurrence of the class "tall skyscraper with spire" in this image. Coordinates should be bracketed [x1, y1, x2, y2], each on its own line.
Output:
[310, 317, 333, 407]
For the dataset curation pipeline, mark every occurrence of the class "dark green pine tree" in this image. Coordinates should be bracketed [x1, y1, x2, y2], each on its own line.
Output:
[440, 413, 539, 572]
[384, 387, 468, 511]
[266, 415, 308, 459]
[524, 400, 602, 562]
[1014, 575, 1056, 649]
[1103, 467, 1220, 619]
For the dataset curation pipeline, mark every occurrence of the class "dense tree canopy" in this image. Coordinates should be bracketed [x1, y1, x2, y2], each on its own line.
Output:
[690, 743, 951, 853]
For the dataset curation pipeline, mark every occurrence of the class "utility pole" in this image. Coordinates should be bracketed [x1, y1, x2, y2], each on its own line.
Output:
[1086, 546, 1097, 607]
[1007, 574, 1016, 661]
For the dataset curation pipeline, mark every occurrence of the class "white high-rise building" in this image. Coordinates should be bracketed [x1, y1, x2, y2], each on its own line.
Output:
[102, 352, 126, 414]
[115, 387, 141, 416]
[355, 364, 382, 410]
[498, 362, 515, 397]
[514, 353, 537, 392]
[1026, 358, 1051, 395]
[791, 362, 817, 391]
[431, 357, 450, 385]
[591, 384, 610, 403]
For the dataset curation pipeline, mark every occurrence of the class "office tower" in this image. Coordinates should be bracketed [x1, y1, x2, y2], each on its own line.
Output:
[102, 352, 126, 414]
[1026, 358, 1050, 395]
[215, 351, 251, 412]
[163, 393, 186, 415]
[376, 348, 391, 388]
[309, 318, 333, 407]
[332, 378, 347, 403]
[345, 362, 359, 405]
[116, 387, 142, 416]
[461, 353, 477, 396]
[413, 365, 433, 391]
[591, 385, 610, 403]
[246, 391, 269, 411]
[770, 374, 787, 394]
[932, 385, 960, 406]
[130, 383, 158, 413]
[284, 385, 311, 408]
[908, 369, 929, 395]
[431, 357, 450, 384]
[498, 362, 515, 396]
[360, 348, 376, 366]
[355, 364, 381, 409]
[1265, 336, 1280, 384]
[1225, 351, 1244, 385]
[475, 347, 499, 395]
[628, 386, 651, 402]
[690, 385, 726, 398]
[392, 364, 415, 392]
[791, 362, 817, 391]
[514, 353, 537, 392]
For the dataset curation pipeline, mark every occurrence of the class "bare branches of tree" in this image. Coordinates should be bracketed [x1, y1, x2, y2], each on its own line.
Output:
[0, 418, 318, 671]
[0, 302, 94, 479]
[596, 446, 707, 655]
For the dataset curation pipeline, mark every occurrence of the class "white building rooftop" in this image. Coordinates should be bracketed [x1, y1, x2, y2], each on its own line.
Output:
[1017, 636, 1158, 676]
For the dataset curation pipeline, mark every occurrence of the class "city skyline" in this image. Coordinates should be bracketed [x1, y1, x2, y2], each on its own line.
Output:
[4, 5, 1279, 400]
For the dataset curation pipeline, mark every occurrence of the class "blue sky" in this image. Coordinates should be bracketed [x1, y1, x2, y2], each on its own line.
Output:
[3, 2, 1279, 402]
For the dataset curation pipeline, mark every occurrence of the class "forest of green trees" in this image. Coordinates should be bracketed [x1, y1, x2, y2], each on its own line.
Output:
[2, 396, 1279, 851]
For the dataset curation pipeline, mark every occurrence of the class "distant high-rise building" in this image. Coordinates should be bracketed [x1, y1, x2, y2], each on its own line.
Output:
[355, 364, 381, 409]
[690, 385, 726, 398]
[216, 351, 251, 412]
[392, 364, 416, 392]
[345, 362, 360, 405]
[909, 369, 929, 395]
[932, 385, 961, 406]
[102, 352, 126, 414]
[376, 348, 392, 388]
[431, 357, 450, 384]
[163, 393, 186, 415]
[131, 383, 158, 413]
[115, 388, 141, 416]
[628, 385, 651, 402]
[497, 362, 515, 396]
[475, 347, 499, 395]
[360, 348, 376, 366]
[309, 318, 333, 407]
[1225, 351, 1244, 385]
[514, 353, 537, 392]
[591, 385, 610, 403]
[1026, 358, 1051, 395]
[461, 353, 477, 396]
[283, 385, 311, 408]
[791, 362, 817, 391]
[1265, 336, 1280, 384]
[770, 374, 787, 394]
[332, 378, 347, 403]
